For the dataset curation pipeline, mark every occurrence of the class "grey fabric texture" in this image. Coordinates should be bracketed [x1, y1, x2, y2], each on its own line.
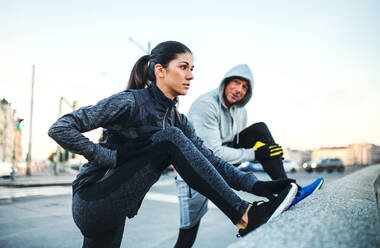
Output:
[187, 64, 255, 165]
[175, 177, 208, 229]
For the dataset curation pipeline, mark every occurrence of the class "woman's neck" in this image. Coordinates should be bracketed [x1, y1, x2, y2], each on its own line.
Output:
[155, 81, 176, 100]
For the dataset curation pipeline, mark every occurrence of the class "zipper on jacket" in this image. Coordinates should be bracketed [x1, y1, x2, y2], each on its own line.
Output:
[162, 107, 170, 129]
[236, 111, 240, 144]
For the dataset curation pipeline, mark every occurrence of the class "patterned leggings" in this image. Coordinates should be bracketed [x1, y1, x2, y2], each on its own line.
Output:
[73, 127, 250, 247]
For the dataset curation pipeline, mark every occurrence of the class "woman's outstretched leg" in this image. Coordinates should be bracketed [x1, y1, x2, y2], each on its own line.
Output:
[151, 127, 297, 237]
[73, 128, 248, 242]
[73, 126, 295, 242]
[151, 127, 250, 225]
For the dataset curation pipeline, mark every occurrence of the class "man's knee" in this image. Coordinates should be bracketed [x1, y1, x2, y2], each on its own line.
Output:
[251, 122, 268, 130]
[245, 122, 275, 144]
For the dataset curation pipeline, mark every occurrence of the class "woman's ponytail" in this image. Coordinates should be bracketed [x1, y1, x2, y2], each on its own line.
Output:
[126, 55, 150, 90]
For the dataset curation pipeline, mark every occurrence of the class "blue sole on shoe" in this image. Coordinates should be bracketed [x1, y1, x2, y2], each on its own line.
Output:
[289, 178, 324, 208]
[312, 178, 324, 194]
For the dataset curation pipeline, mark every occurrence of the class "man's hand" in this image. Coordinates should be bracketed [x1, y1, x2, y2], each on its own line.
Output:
[251, 179, 296, 200]
[253, 141, 283, 161]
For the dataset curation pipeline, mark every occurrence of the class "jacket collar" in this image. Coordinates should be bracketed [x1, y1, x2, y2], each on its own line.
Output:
[148, 82, 177, 108]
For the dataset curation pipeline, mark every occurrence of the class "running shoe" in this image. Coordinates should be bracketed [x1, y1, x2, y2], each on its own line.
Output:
[289, 177, 324, 208]
[238, 183, 298, 237]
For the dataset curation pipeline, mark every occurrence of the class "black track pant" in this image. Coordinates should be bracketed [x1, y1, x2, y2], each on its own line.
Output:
[234, 122, 288, 180]
[174, 221, 200, 248]
[73, 127, 249, 248]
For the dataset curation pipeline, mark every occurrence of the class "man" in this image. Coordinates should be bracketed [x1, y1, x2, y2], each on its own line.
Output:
[173, 64, 323, 248]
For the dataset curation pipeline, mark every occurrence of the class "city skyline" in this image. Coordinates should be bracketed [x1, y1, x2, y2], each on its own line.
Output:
[1, 0, 379, 160]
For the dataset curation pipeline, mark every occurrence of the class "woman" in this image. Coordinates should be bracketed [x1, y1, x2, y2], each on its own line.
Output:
[48, 41, 297, 247]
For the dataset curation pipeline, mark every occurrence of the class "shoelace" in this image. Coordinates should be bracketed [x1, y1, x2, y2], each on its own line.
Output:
[252, 200, 266, 207]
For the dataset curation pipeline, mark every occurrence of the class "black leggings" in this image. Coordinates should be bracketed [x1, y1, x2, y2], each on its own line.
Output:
[234, 122, 287, 180]
[73, 127, 249, 248]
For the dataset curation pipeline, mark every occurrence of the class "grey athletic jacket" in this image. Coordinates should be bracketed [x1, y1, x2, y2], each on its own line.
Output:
[187, 64, 255, 165]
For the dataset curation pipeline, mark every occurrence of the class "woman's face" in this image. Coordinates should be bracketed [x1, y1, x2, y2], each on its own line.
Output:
[155, 52, 194, 99]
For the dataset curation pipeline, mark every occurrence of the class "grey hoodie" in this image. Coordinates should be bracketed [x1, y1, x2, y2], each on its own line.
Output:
[187, 64, 255, 164]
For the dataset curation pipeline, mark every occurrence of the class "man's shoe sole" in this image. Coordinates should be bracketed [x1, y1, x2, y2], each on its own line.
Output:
[312, 178, 324, 194]
[268, 183, 298, 222]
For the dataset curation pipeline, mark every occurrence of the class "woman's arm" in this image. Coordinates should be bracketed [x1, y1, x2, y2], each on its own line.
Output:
[48, 91, 135, 168]
[178, 114, 258, 192]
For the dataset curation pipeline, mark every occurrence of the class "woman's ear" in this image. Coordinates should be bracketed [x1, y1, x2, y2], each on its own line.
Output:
[154, 64, 165, 79]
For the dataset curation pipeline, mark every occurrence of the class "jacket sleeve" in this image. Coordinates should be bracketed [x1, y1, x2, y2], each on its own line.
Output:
[47, 91, 135, 168]
[187, 99, 255, 164]
[179, 114, 258, 192]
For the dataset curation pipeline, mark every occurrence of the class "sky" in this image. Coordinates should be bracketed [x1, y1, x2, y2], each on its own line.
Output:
[0, 0, 379, 160]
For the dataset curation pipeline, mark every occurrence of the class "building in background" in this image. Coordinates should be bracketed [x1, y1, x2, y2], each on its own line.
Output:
[0, 98, 23, 164]
[311, 143, 380, 166]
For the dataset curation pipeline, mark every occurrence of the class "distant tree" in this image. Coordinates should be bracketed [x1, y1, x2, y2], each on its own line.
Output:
[48, 150, 71, 163]
[48, 152, 56, 162]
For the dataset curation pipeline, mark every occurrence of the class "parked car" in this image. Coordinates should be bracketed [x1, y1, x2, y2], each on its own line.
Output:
[283, 160, 299, 173]
[302, 161, 313, 173]
[238, 160, 299, 173]
[0, 162, 16, 178]
[319, 158, 345, 173]
[303, 158, 344, 173]
[238, 162, 264, 172]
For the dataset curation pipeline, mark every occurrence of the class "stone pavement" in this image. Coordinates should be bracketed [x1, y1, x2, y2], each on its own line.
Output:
[229, 164, 380, 248]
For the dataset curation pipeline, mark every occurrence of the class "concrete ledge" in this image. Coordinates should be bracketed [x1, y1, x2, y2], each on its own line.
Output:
[229, 164, 380, 248]
[375, 173, 380, 216]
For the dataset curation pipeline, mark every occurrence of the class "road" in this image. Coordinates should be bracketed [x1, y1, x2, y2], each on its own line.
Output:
[0, 171, 348, 248]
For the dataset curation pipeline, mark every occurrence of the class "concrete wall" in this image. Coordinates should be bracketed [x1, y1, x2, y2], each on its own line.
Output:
[229, 164, 380, 248]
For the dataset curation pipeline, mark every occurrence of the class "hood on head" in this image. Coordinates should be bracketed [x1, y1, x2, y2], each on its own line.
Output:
[218, 64, 254, 108]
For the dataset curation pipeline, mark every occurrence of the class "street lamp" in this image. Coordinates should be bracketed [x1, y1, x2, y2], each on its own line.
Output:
[129, 37, 151, 55]
[26, 65, 35, 176]
[17, 118, 24, 131]
[12, 118, 23, 180]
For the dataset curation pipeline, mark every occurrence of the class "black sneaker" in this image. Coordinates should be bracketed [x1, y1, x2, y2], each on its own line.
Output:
[238, 183, 298, 237]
